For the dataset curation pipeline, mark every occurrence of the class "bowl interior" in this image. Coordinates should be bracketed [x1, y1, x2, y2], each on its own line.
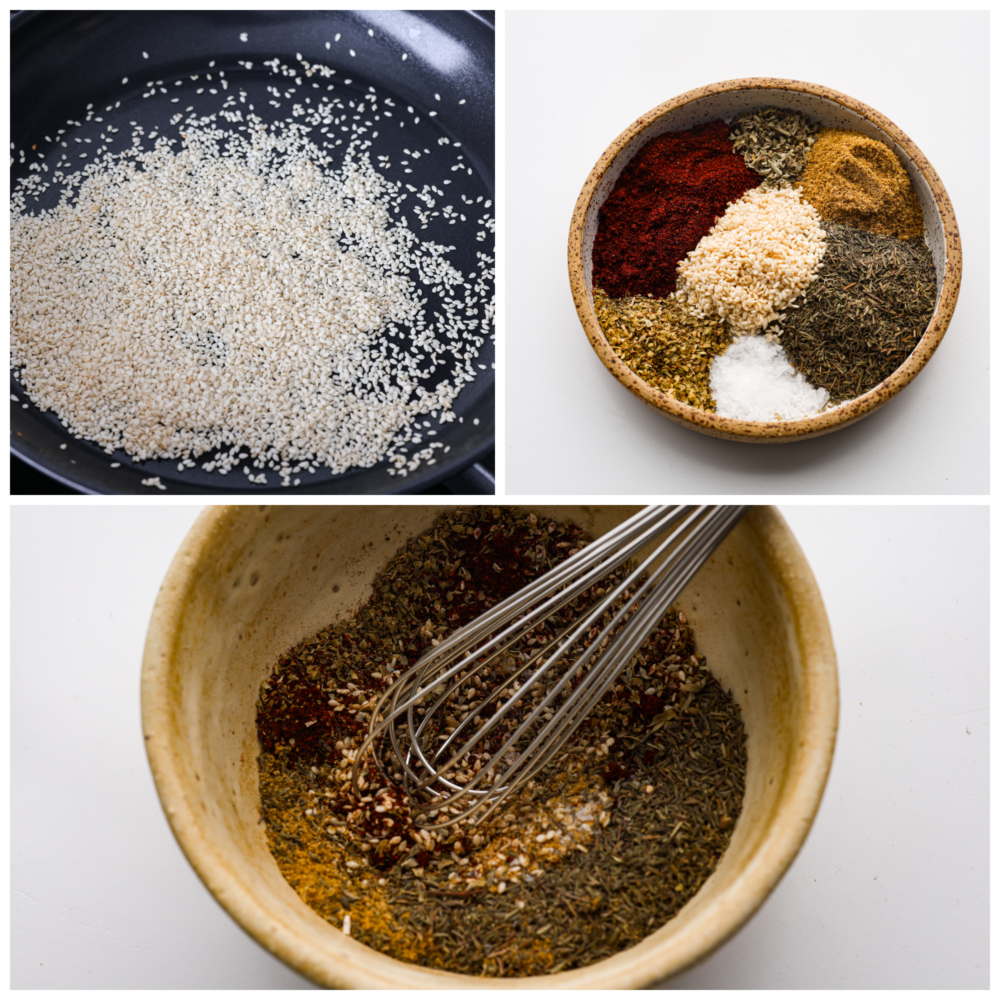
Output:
[582, 88, 948, 304]
[571, 80, 961, 441]
[142, 505, 837, 988]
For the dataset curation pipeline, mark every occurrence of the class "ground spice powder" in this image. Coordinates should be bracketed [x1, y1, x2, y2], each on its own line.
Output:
[591, 120, 759, 299]
[796, 127, 924, 240]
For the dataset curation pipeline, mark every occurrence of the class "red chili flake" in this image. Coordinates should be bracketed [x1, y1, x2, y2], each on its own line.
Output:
[600, 761, 636, 783]
[639, 693, 664, 719]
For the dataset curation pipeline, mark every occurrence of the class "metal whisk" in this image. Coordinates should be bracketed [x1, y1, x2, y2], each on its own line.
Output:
[353, 505, 747, 829]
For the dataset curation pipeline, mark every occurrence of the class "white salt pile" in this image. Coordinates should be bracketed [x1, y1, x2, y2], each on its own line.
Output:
[710, 336, 830, 421]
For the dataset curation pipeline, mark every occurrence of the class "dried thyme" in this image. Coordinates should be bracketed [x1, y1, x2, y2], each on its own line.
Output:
[594, 288, 733, 411]
[729, 106, 820, 187]
[776, 222, 937, 402]
[256, 507, 747, 977]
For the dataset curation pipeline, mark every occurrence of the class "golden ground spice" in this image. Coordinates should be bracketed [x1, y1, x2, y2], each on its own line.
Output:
[259, 755, 427, 966]
[594, 288, 733, 411]
[797, 127, 924, 241]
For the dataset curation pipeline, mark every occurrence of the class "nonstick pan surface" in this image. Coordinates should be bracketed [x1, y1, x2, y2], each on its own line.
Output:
[10, 10, 494, 494]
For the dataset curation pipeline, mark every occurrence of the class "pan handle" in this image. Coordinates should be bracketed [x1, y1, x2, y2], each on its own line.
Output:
[441, 461, 494, 495]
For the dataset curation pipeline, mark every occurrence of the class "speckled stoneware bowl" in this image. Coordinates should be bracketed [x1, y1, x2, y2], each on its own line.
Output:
[142, 505, 837, 987]
[569, 78, 962, 442]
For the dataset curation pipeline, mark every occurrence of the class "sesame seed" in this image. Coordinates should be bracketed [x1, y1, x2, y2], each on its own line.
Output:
[401, 53, 407, 61]
[10, 76, 496, 485]
[143, 51, 149, 59]
[239, 32, 248, 42]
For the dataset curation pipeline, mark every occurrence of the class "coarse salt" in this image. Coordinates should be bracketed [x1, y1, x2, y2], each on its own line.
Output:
[710, 336, 830, 421]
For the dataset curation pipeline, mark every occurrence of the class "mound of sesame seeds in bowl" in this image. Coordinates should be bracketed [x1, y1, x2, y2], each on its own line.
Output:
[10, 52, 494, 488]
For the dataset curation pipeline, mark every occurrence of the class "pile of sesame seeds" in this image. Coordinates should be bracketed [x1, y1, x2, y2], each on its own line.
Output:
[676, 185, 827, 336]
[10, 51, 494, 487]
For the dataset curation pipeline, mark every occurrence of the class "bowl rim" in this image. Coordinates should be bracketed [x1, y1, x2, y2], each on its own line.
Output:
[567, 77, 963, 443]
[141, 504, 839, 988]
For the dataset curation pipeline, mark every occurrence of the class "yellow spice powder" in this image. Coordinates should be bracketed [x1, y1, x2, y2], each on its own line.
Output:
[797, 127, 924, 241]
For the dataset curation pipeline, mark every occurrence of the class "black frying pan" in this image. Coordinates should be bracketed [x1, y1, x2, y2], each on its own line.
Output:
[10, 10, 494, 494]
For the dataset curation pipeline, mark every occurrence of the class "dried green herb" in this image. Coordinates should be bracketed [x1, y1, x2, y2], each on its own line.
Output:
[776, 222, 937, 402]
[256, 507, 747, 977]
[594, 288, 733, 411]
[729, 106, 820, 187]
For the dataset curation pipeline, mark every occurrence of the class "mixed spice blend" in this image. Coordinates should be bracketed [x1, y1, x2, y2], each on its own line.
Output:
[592, 105, 938, 418]
[256, 508, 747, 976]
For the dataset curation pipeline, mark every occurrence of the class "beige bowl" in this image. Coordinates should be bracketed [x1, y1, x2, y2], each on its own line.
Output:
[568, 78, 962, 442]
[142, 505, 838, 987]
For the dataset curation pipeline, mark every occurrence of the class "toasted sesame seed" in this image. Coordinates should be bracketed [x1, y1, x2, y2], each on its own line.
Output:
[677, 186, 825, 335]
[11, 73, 495, 486]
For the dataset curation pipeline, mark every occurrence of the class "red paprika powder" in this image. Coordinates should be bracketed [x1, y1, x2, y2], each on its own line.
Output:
[591, 119, 759, 299]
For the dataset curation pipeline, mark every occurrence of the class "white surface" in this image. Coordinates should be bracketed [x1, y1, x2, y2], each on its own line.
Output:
[505, 11, 988, 494]
[10, 504, 988, 988]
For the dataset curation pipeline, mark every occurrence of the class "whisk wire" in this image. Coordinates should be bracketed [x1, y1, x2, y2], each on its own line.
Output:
[361, 506, 686, 793]
[353, 505, 747, 828]
[365, 506, 691, 799]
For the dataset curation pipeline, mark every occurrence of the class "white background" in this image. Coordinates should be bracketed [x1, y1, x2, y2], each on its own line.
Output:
[504, 11, 988, 495]
[10, 504, 988, 988]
